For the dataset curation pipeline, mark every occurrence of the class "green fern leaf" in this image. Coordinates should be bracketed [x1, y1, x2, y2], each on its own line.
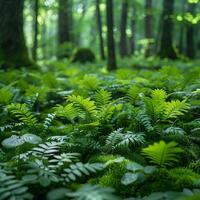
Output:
[142, 141, 183, 167]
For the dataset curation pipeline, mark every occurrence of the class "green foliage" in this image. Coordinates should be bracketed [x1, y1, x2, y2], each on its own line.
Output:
[2, 134, 42, 149]
[0, 59, 200, 199]
[67, 184, 120, 200]
[142, 141, 183, 167]
[7, 103, 37, 127]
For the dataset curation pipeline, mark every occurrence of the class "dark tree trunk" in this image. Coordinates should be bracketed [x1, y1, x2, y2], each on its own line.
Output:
[96, 0, 105, 60]
[58, 0, 73, 58]
[145, 0, 153, 57]
[157, 0, 177, 59]
[119, 0, 129, 57]
[186, 3, 196, 59]
[130, 6, 136, 55]
[106, 0, 117, 70]
[178, 1, 186, 54]
[32, 0, 39, 61]
[0, 0, 31, 68]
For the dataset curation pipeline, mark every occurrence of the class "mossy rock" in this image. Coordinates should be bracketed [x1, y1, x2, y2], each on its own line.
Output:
[71, 48, 95, 64]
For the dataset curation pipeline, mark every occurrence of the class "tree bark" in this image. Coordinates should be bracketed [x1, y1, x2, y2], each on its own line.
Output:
[96, 0, 105, 60]
[130, 6, 136, 55]
[119, 0, 129, 57]
[58, 0, 73, 58]
[32, 0, 39, 61]
[0, 0, 31, 68]
[106, 0, 117, 70]
[157, 0, 177, 59]
[145, 0, 153, 57]
[186, 3, 196, 59]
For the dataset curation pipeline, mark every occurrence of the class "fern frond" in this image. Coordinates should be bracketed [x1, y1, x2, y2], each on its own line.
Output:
[126, 85, 141, 103]
[151, 89, 167, 102]
[94, 89, 112, 108]
[0, 87, 13, 105]
[43, 114, 56, 131]
[142, 141, 183, 167]
[67, 184, 119, 200]
[54, 103, 78, 123]
[7, 103, 37, 126]
[164, 100, 190, 119]
[163, 127, 186, 135]
[80, 75, 100, 91]
[68, 95, 97, 119]
[49, 153, 80, 166]
[0, 172, 32, 200]
[106, 129, 145, 151]
[61, 162, 104, 182]
[30, 142, 61, 159]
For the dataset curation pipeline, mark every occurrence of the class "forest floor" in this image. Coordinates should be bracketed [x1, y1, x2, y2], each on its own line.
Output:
[0, 57, 200, 200]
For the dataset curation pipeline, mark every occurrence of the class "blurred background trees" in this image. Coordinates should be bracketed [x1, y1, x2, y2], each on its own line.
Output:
[0, 0, 199, 69]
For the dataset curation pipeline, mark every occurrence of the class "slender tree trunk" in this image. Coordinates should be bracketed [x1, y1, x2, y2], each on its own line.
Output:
[119, 0, 129, 57]
[130, 7, 136, 55]
[106, 0, 117, 70]
[96, 0, 105, 60]
[0, 0, 31, 68]
[145, 0, 153, 57]
[32, 0, 39, 61]
[58, 0, 73, 58]
[186, 3, 196, 59]
[157, 0, 177, 59]
[178, 1, 186, 54]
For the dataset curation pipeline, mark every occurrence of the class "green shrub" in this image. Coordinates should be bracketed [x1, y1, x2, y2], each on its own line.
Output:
[71, 48, 95, 63]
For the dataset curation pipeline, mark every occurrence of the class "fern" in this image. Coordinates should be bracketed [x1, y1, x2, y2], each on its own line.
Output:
[163, 100, 190, 119]
[0, 87, 13, 105]
[54, 103, 78, 123]
[30, 142, 61, 159]
[24, 159, 59, 187]
[0, 172, 32, 200]
[137, 110, 154, 131]
[49, 153, 80, 166]
[106, 129, 145, 151]
[126, 85, 141, 103]
[142, 141, 183, 167]
[67, 184, 119, 200]
[80, 75, 100, 91]
[151, 89, 167, 102]
[61, 162, 104, 182]
[94, 89, 112, 108]
[7, 103, 37, 127]
[68, 95, 97, 120]
[43, 114, 56, 131]
[163, 127, 186, 135]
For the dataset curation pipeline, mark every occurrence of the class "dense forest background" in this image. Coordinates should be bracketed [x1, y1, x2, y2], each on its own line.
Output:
[0, 0, 200, 69]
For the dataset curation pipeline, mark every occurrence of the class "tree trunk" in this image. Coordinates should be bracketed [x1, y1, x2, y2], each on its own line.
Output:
[58, 0, 73, 58]
[0, 0, 31, 68]
[32, 0, 39, 61]
[130, 6, 136, 55]
[186, 3, 196, 59]
[96, 0, 105, 60]
[157, 0, 177, 59]
[106, 0, 117, 70]
[119, 0, 129, 57]
[178, 1, 186, 54]
[145, 0, 153, 57]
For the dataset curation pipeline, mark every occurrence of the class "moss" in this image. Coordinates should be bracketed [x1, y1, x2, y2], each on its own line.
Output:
[71, 48, 95, 64]
[99, 161, 133, 195]
[89, 154, 118, 163]
[189, 160, 200, 174]
[168, 168, 200, 189]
